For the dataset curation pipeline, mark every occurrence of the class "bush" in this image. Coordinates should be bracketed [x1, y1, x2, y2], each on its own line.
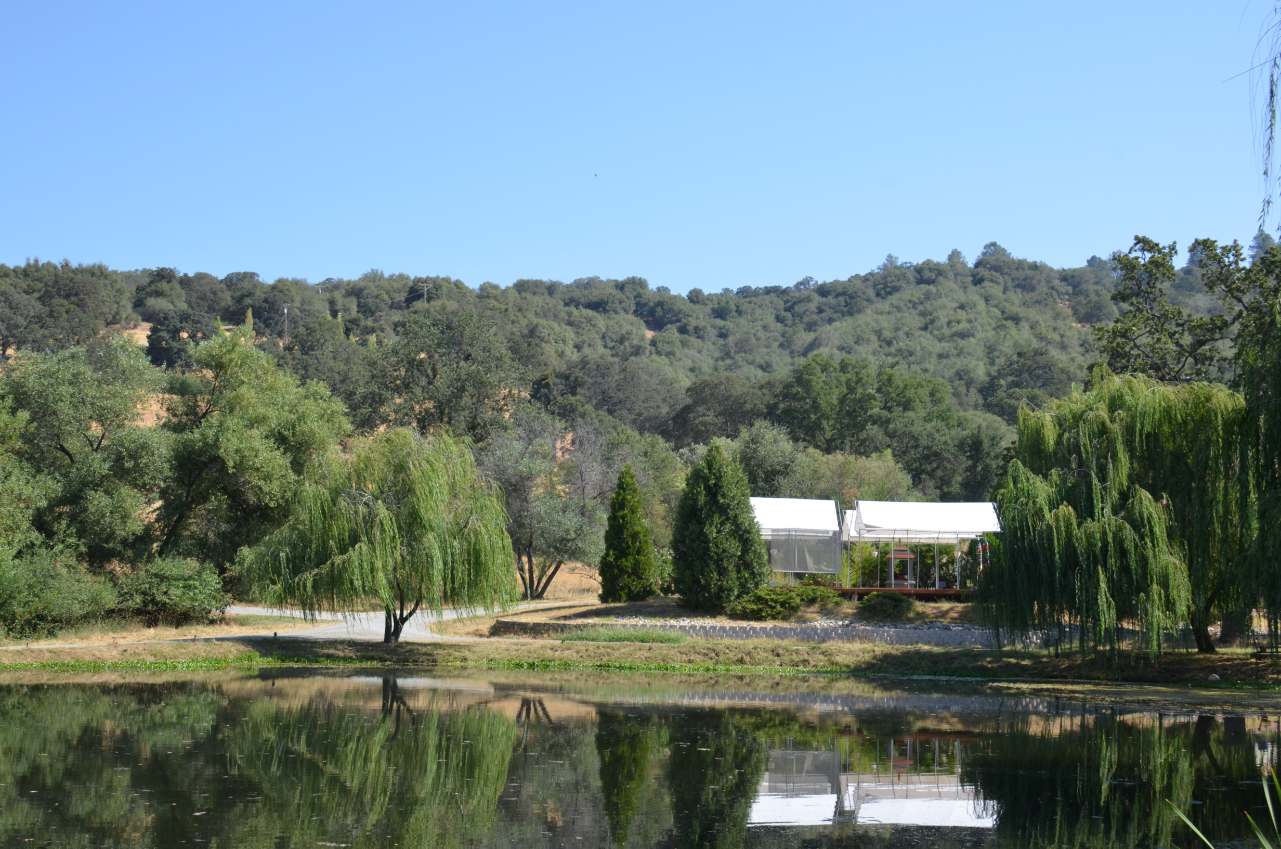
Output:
[726, 586, 802, 620]
[0, 552, 118, 638]
[118, 557, 228, 626]
[795, 584, 841, 606]
[859, 591, 915, 621]
[726, 584, 841, 621]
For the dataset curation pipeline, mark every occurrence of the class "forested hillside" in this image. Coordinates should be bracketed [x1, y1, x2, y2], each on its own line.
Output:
[2, 239, 1208, 507]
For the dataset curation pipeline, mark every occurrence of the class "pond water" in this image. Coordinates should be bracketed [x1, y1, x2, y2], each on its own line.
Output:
[0, 670, 1275, 849]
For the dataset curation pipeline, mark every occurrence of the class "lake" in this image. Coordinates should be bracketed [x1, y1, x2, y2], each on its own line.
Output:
[0, 670, 1274, 848]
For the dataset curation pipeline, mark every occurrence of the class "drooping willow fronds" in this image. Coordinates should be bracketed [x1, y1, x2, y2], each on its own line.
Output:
[983, 372, 1252, 654]
[239, 428, 516, 628]
[1240, 298, 1281, 641]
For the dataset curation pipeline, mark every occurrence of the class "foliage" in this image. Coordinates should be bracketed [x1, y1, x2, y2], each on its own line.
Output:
[667, 711, 767, 849]
[385, 307, 519, 442]
[1226, 246, 1281, 645]
[0, 336, 167, 565]
[117, 557, 228, 626]
[725, 584, 841, 620]
[1096, 237, 1235, 382]
[561, 627, 687, 644]
[239, 428, 515, 643]
[672, 444, 768, 612]
[599, 466, 660, 602]
[159, 326, 350, 568]
[0, 551, 118, 638]
[595, 711, 659, 847]
[479, 404, 606, 600]
[984, 372, 1251, 654]
[858, 591, 915, 621]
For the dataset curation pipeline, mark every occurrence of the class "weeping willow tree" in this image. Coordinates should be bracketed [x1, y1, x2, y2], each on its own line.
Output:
[984, 372, 1252, 654]
[239, 427, 515, 643]
[1240, 292, 1281, 645]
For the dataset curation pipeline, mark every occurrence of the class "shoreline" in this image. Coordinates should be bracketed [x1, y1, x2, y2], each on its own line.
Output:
[0, 632, 1278, 704]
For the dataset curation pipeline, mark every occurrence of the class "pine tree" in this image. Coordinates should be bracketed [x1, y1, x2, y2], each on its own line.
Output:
[672, 444, 768, 611]
[599, 465, 659, 602]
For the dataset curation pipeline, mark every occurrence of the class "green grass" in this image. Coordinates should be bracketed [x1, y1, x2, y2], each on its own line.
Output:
[559, 627, 687, 645]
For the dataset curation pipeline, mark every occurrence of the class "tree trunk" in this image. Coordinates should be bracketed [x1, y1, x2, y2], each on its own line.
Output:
[383, 609, 396, 644]
[1192, 619, 1217, 654]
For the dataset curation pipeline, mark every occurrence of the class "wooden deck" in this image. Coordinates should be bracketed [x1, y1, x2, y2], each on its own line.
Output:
[837, 586, 975, 601]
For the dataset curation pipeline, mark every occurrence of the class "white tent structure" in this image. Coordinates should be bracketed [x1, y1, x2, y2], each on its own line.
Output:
[750, 497, 843, 575]
[842, 501, 1000, 590]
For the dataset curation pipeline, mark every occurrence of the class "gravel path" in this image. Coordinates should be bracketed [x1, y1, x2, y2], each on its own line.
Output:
[226, 603, 549, 643]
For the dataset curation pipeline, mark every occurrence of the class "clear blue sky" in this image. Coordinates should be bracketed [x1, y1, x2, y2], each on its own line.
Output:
[0, 1, 1272, 291]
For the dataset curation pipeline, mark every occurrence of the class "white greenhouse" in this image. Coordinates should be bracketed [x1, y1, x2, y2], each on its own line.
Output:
[749, 497, 844, 575]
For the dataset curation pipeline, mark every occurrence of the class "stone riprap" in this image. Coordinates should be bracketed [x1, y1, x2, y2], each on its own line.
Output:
[490, 616, 996, 648]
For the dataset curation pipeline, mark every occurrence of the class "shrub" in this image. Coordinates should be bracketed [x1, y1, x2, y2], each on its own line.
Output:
[726, 584, 844, 621]
[118, 557, 228, 626]
[0, 551, 118, 638]
[599, 466, 660, 602]
[726, 586, 802, 620]
[859, 591, 915, 621]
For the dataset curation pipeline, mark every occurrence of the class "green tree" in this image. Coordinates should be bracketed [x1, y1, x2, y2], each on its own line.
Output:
[599, 466, 659, 602]
[1235, 247, 1281, 643]
[984, 372, 1248, 654]
[1095, 237, 1234, 382]
[479, 405, 605, 600]
[386, 308, 519, 442]
[731, 421, 802, 497]
[672, 444, 768, 611]
[241, 428, 514, 643]
[158, 326, 350, 568]
[0, 336, 168, 565]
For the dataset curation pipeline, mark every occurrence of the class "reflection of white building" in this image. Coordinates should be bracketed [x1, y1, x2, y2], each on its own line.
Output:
[748, 743, 995, 830]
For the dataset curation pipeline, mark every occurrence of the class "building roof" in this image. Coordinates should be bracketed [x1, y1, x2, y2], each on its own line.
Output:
[843, 501, 1000, 543]
[750, 497, 841, 536]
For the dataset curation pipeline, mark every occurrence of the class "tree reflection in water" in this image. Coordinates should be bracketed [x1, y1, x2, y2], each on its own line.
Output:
[0, 677, 1277, 849]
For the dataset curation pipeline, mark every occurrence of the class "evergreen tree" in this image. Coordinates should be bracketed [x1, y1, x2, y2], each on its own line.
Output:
[671, 444, 768, 611]
[599, 465, 659, 602]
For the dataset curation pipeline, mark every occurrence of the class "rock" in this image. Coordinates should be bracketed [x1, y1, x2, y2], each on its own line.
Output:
[1208, 673, 1221, 682]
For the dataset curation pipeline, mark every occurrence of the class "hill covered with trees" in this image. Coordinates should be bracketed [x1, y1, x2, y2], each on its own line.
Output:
[0, 241, 1142, 499]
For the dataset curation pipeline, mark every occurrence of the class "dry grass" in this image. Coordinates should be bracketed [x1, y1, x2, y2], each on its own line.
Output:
[0, 613, 309, 650]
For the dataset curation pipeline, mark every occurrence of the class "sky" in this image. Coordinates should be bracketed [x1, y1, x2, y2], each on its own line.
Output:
[0, 1, 1275, 292]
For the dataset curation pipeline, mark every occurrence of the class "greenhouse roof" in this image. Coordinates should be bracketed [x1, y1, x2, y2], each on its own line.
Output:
[842, 500, 1000, 543]
[749, 497, 842, 537]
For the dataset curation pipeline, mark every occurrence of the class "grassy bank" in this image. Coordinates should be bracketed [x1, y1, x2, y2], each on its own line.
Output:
[0, 632, 1277, 690]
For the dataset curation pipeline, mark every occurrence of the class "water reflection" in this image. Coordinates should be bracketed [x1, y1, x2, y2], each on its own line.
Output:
[0, 672, 1275, 848]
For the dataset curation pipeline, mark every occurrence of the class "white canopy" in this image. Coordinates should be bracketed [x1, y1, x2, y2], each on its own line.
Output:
[843, 501, 1000, 544]
[750, 497, 841, 538]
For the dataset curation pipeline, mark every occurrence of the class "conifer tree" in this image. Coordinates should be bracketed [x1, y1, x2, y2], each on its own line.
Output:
[672, 444, 768, 611]
[599, 465, 659, 602]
